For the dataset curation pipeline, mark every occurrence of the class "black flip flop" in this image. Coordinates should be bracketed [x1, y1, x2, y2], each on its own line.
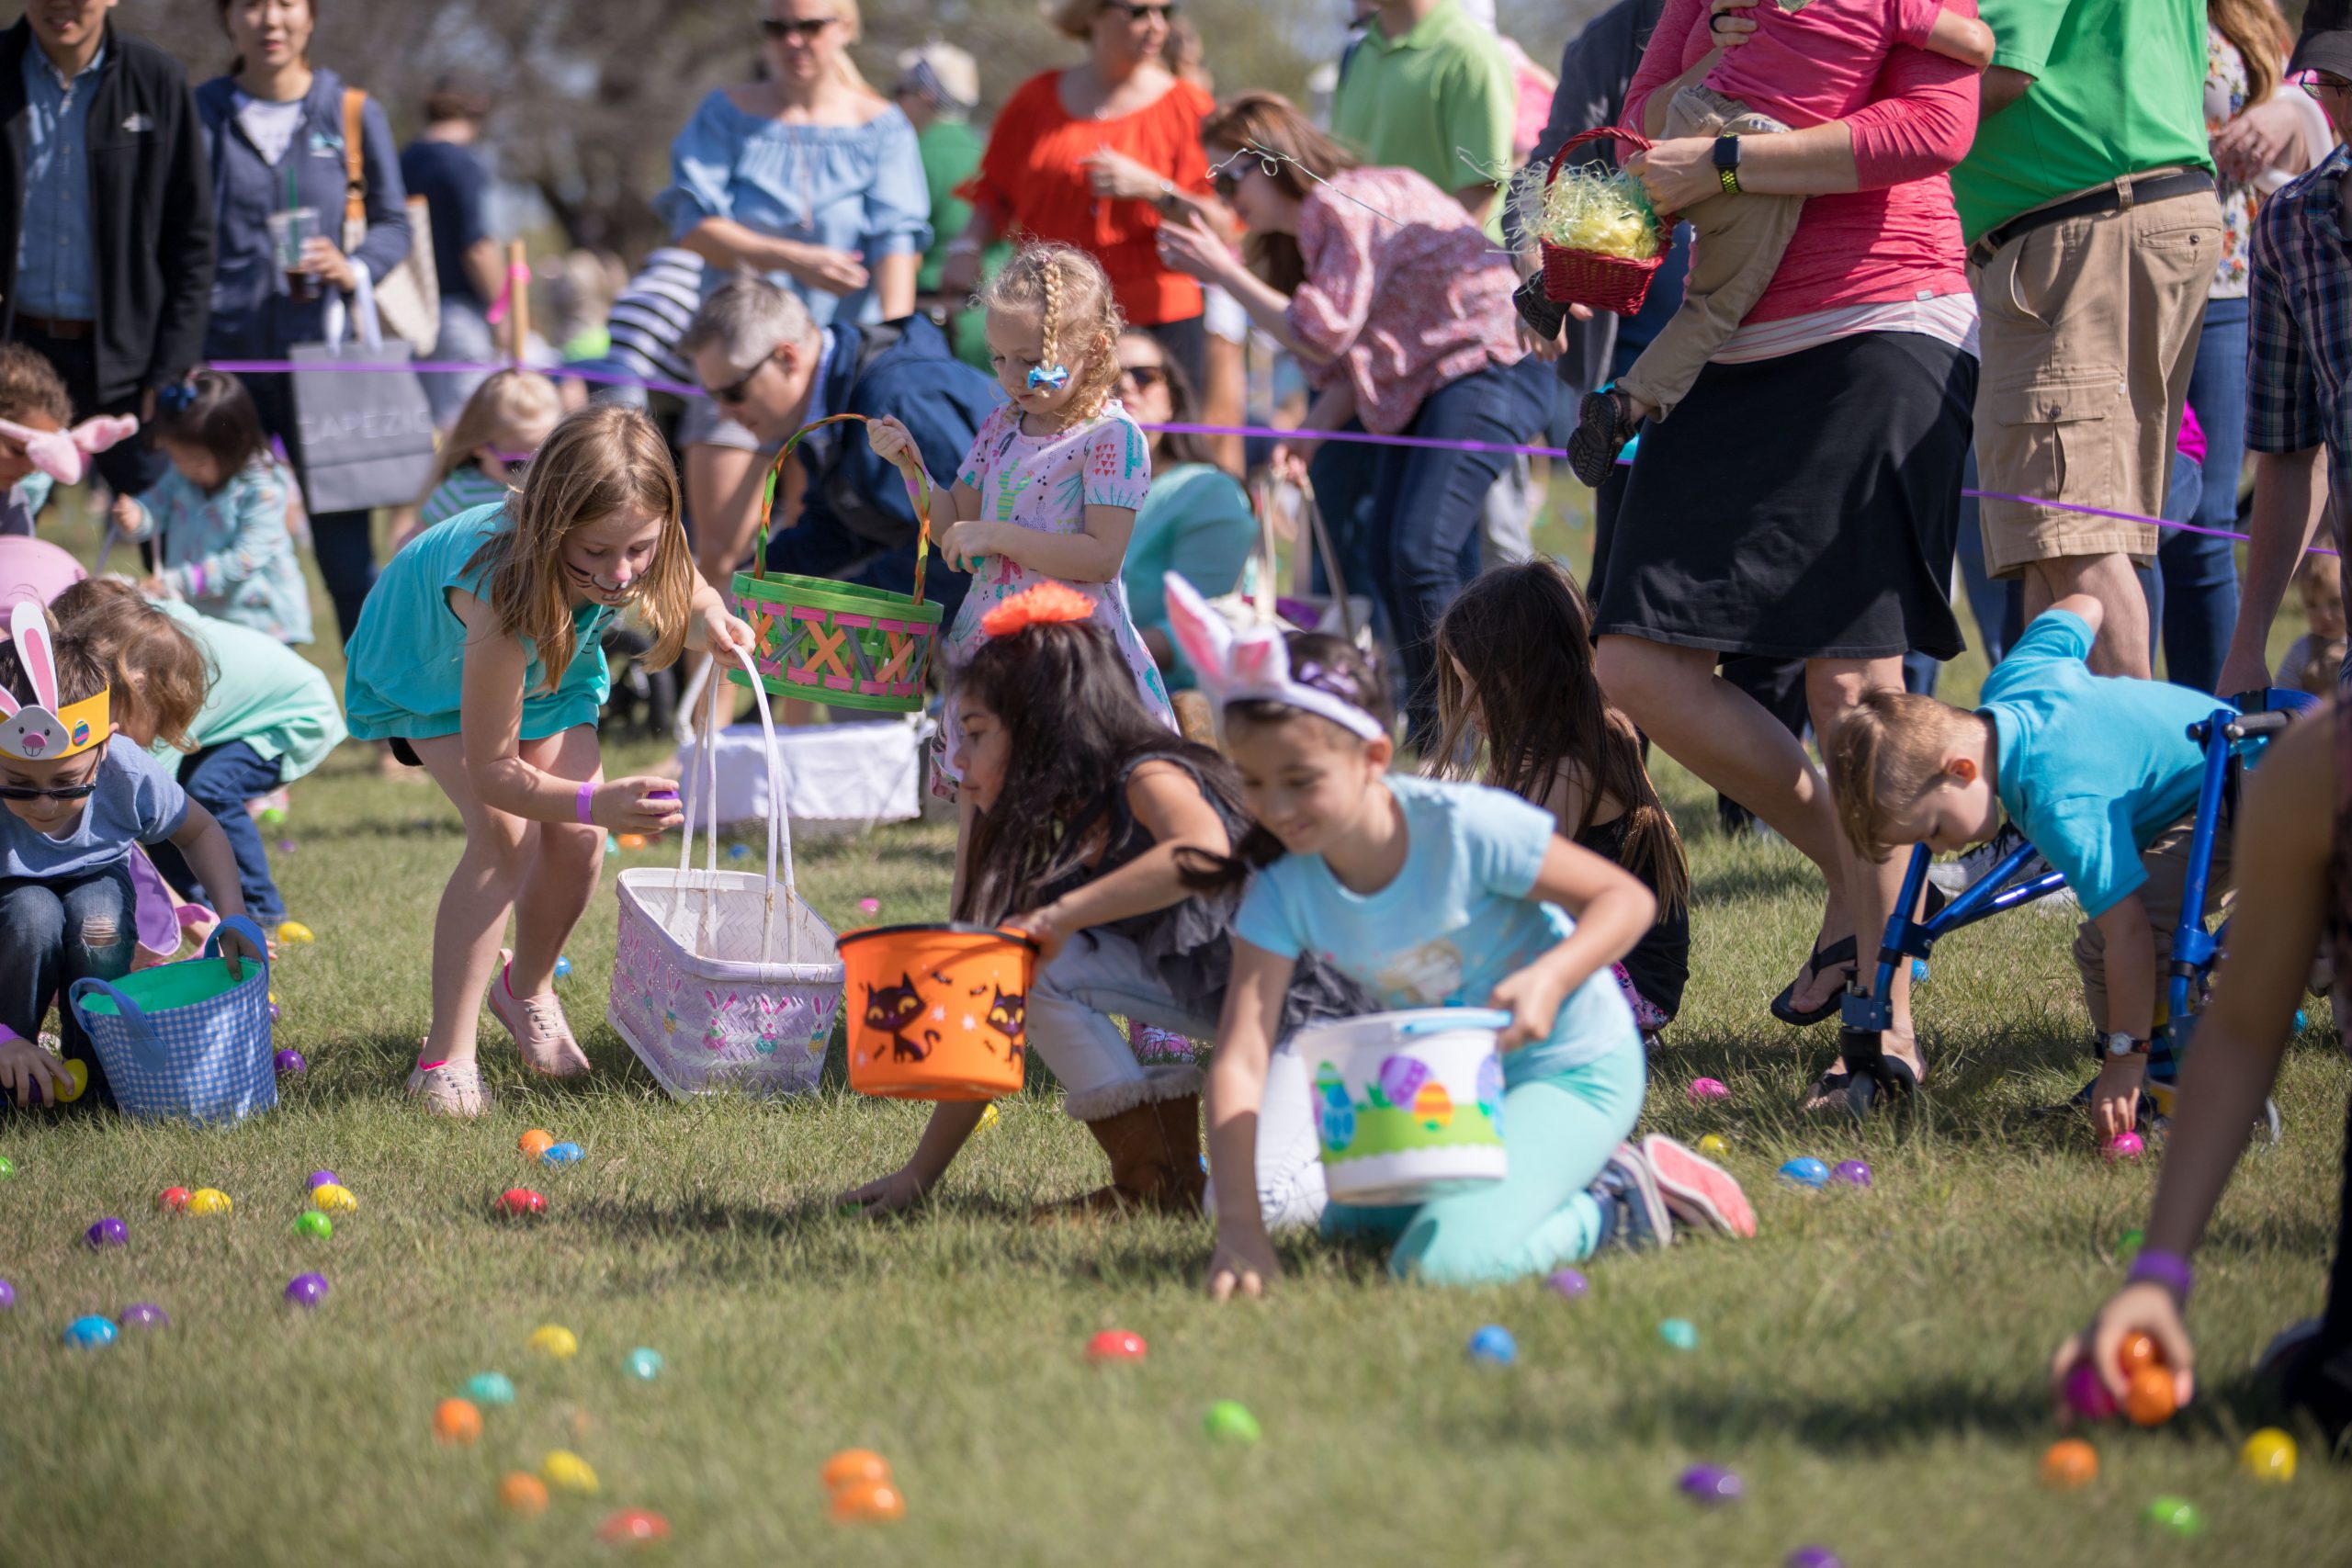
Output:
[1770, 934, 1857, 1027]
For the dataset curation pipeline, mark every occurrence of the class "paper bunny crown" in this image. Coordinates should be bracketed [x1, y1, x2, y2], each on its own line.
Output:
[0, 601, 109, 761]
[1161, 573, 1385, 742]
[0, 413, 140, 487]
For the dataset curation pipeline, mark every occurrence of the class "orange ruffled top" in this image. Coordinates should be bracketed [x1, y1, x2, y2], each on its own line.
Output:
[960, 72, 1214, 327]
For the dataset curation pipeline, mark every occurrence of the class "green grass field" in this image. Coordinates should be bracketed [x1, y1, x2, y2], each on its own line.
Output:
[2, 501, 2346, 1567]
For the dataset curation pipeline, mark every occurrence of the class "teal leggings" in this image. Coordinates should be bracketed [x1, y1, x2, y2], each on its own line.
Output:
[1322, 1035, 1646, 1286]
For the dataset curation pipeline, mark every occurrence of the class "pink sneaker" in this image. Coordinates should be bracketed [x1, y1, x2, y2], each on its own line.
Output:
[1640, 1134, 1757, 1240]
[487, 950, 592, 1077]
[406, 1049, 489, 1117]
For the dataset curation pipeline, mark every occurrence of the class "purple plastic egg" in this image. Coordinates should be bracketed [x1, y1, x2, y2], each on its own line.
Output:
[1679, 1464, 1744, 1505]
[2064, 1359, 2117, 1421]
[268, 1003, 281, 1022]
[119, 1303, 168, 1329]
[1375, 1054, 1429, 1111]
[274, 1049, 306, 1076]
[284, 1272, 330, 1308]
[1548, 1268, 1589, 1301]
[1832, 1159, 1872, 1188]
[1687, 1077, 1730, 1101]
[84, 1216, 127, 1249]
[1786, 1550, 1844, 1568]
[305, 1170, 339, 1191]
[0, 1278, 14, 1310]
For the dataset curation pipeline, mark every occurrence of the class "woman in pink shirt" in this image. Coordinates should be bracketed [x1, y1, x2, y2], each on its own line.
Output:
[1577, 0, 1984, 1110]
[1157, 91, 1549, 748]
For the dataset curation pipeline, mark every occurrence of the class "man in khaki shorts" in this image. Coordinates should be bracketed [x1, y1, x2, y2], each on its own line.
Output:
[1955, 0, 2222, 680]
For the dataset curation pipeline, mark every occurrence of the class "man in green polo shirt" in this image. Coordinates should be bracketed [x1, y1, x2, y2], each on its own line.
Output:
[1329, 0, 1516, 223]
[1953, 0, 2222, 682]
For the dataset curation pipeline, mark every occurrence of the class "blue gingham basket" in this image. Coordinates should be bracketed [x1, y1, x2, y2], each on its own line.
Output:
[69, 916, 277, 1123]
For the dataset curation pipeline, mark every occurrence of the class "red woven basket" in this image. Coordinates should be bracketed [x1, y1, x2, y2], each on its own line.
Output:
[1536, 126, 1670, 317]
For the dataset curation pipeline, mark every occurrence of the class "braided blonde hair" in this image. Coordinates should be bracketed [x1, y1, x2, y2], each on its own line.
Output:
[978, 242, 1125, 425]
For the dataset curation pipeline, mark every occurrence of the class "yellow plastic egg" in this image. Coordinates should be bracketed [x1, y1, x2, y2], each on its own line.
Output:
[977, 1103, 1001, 1132]
[311, 1183, 357, 1213]
[528, 1324, 580, 1359]
[1697, 1134, 1729, 1157]
[540, 1450, 600, 1495]
[187, 1187, 232, 1215]
[2241, 1427, 2297, 1483]
[277, 920, 316, 945]
[53, 1058, 86, 1103]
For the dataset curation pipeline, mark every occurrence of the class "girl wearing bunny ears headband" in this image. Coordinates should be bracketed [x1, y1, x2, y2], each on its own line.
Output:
[0, 601, 109, 763]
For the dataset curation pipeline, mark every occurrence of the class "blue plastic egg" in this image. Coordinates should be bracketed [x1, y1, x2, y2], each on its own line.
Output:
[63, 1314, 117, 1348]
[464, 1371, 516, 1405]
[1911, 958, 1930, 984]
[1779, 1157, 1831, 1189]
[1466, 1325, 1517, 1366]
[541, 1142, 584, 1167]
[624, 1347, 664, 1381]
[553, 956, 573, 981]
[1658, 1317, 1700, 1351]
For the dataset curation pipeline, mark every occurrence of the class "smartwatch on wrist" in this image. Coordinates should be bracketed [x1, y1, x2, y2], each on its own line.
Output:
[2106, 1032, 2151, 1059]
[1713, 135, 1742, 196]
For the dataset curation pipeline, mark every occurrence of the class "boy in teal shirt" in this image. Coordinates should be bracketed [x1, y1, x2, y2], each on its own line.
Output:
[1826, 597, 2233, 1141]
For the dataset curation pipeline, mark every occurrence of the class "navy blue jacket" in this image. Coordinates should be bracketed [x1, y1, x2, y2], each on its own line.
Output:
[193, 69, 409, 358]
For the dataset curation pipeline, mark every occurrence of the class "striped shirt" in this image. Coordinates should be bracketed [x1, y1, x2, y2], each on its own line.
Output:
[420, 467, 510, 531]
[2247, 145, 2352, 554]
[1714, 290, 1981, 366]
[600, 246, 705, 394]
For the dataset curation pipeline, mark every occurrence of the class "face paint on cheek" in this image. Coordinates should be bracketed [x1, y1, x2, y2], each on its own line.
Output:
[563, 558, 632, 600]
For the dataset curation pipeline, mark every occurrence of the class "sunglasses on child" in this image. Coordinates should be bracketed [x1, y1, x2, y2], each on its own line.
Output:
[760, 16, 838, 40]
[0, 779, 100, 802]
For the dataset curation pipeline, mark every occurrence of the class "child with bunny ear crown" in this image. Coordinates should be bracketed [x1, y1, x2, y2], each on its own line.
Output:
[1158, 574, 1754, 1302]
[0, 603, 260, 1111]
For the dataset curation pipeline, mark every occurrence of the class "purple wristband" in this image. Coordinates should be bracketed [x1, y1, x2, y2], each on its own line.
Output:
[2125, 1247, 2194, 1303]
[186, 564, 206, 598]
[575, 781, 594, 825]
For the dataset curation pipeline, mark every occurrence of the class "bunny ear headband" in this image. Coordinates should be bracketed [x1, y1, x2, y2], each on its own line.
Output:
[1161, 573, 1385, 741]
[0, 413, 140, 487]
[0, 600, 109, 761]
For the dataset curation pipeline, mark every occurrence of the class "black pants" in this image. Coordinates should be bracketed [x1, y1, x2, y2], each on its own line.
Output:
[5, 323, 170, 495]
[241, 367, 377, 646]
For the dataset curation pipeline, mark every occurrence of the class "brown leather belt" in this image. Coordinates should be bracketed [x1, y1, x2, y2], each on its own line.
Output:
[1966, 168, 2215, 270]
[11, 311, 93, 340]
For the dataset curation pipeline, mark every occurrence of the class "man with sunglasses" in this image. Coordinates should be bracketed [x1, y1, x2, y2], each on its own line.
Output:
[680, 273, 991, 627]
[2220, 0, 2352, 699]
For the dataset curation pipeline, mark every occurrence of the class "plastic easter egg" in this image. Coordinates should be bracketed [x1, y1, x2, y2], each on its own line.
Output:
[284, 1271, 329, 1308]
[497, 1188, 547, 1219]
[2141, 1495, 2203, 1537]
[119, 1303, 168, 1330]
[273, 1049, 306, 1076]
[1697, 1134, 1729, 1157]
[0, 1279, 14, 1310]
[540, 1450, 599, 1495]
[84, 1216, 127, 1249]
[618, 834, 647, 850]
[2116, 1227, 2144, 1263]
[540, 1141, 583, 1167]
[726, 842, 750, 861]
[157, 1186, 191, 1213]
[277, 839, 297, 854]
[855, 897, 881, 914]
[268, 1001, 280, 1022]
[598, 1509, 672, 1546]
[465, 1371, 516, 1406]
[1786, 1549, 1844, 1568]
[1411, 1079, 1454, 1131]
[2240, 1427, 2296, 1483]
[259, 806, 288, 828]
[54, 1058, 85, 1103]
[553, 955, 572, 981]
[277, 920, 315, 945]
[1548, 1269, 1589, 1301]
[821, 1450, 891, 1490]
[1467, 1324, 1518, 1366]
[0, 1154, 12, 1178]
[292, 1213, 334, 1244]
[2105, 1132, 2144, 1161]
[311, 1183, 356, 1213]
[519, 1130, 555, 1158]
[2040, 1438, 2098, 1490]
[1911, 957, 1930, 983]
[2122, 1365, 2177, 1427]
[499, 1472, 549, 1516]
[187, 1187, 231, 1215]
[1687, 1077, 1728, 1101]
[830, 1480, 905, 1523]
[1204, 1400, 1261, 1445]
[1658, 1317, 1700, 1351]
[977, 1102, 1001, 1132]
[1086, 1329, 1147, 1363]
[434, 1397, 483, 1445]
[527, 1324, 579, 1359]
[1376, 1054, 1430, 1111]
[1779, 1157, 1830, 1189]
[622, 1347, 665, 1381]
[1679, 1464, 1743, 1504]
[63, 1314, 116, 1348]
[2115, 1332, 2160, 1379]
[305, 1169, 339, 1190]
[2063, 1360, 2117, 1421]
[1832, 1160, 1872, 1188]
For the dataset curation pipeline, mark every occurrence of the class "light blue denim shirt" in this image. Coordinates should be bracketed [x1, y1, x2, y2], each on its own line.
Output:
[655, 91, 930, 330]
[15, 40, 105, 320]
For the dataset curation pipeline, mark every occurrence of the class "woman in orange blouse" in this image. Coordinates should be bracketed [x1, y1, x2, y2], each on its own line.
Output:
[943, 0, 1227, 391]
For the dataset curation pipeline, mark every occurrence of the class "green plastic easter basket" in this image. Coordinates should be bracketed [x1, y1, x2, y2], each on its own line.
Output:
[728, 413, 942, 715]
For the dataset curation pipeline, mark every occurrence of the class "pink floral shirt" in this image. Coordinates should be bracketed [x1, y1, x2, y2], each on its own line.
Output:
[1287, 166, 1522, 434]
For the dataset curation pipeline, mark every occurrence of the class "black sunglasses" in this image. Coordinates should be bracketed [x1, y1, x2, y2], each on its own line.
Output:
[1118, 363, 1168, 389]
[0, 778, 100, 803]
[708, 353, 774, 407]
[2304, 73, 2352, 99]
[1212, 166, 1241, 199]
[1102, 0, 1179, 19]
[760, 16, 837, 40]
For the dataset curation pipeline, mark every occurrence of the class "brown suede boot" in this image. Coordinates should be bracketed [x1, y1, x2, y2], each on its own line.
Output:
[1036, 1090, 1206, 1219]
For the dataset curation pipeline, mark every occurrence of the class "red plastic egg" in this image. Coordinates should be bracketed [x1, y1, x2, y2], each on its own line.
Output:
[1086, 1328, 1148, 1363]
[597, 1508, 672, 1546]
[156, 1186, 191, 1213]
[495, 1188, 547, 1218]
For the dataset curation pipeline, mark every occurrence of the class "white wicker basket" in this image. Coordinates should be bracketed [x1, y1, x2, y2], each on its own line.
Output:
[608, 659, 844, 1098]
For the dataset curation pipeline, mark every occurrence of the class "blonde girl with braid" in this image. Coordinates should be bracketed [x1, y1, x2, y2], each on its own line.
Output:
[869, 243, 1176, 885]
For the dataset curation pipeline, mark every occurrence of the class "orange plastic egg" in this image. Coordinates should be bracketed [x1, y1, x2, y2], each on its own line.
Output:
[2040, 1438, 2099, 1490]
[519, 1129, 555, 1158]
[2122, 1365, 2178, 1427]
[829, 1479, 906, 1524]
[2116, 1331, 2161, 1379]
[498, 1472, 549, 1516]
[433, 1397, 483, 1446]
[821, 1449, 892, 1491]
[618, 834, 648, 850]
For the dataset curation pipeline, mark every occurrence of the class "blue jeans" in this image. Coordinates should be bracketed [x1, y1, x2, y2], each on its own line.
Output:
[147, 740, 287, 925]
[0, 864, 134, 1104]
[2149, 296, 2247, 694]
[1309, 355, 1555, 747]
[1955, 446, 2025, 669]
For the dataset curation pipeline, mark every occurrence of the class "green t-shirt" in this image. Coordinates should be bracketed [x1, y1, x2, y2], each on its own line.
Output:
[1329, 1, 1514, 214]
[914, 117, 1012, 374]
[148, 598, 346, 781]
[1952, 0, 2215, 243]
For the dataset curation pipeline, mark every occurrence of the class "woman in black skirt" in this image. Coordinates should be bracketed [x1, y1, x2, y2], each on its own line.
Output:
[1586, 2, 1983, 1103]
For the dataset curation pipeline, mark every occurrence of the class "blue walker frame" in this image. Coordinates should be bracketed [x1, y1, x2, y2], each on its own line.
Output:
[1832, 690, 2314, 1125]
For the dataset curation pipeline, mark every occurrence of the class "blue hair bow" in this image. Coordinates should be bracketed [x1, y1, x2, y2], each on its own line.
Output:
[1026, 363, 1070, 392]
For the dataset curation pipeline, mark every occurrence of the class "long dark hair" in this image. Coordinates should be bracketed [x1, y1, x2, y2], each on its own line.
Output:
[1124, 331, 1216, 466]
[956, 615, 1241, 925]
[1433, 560, 1689, 915]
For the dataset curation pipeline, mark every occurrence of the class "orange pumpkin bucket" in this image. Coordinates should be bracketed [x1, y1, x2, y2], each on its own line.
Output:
[837, 923, 1037, 1100]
